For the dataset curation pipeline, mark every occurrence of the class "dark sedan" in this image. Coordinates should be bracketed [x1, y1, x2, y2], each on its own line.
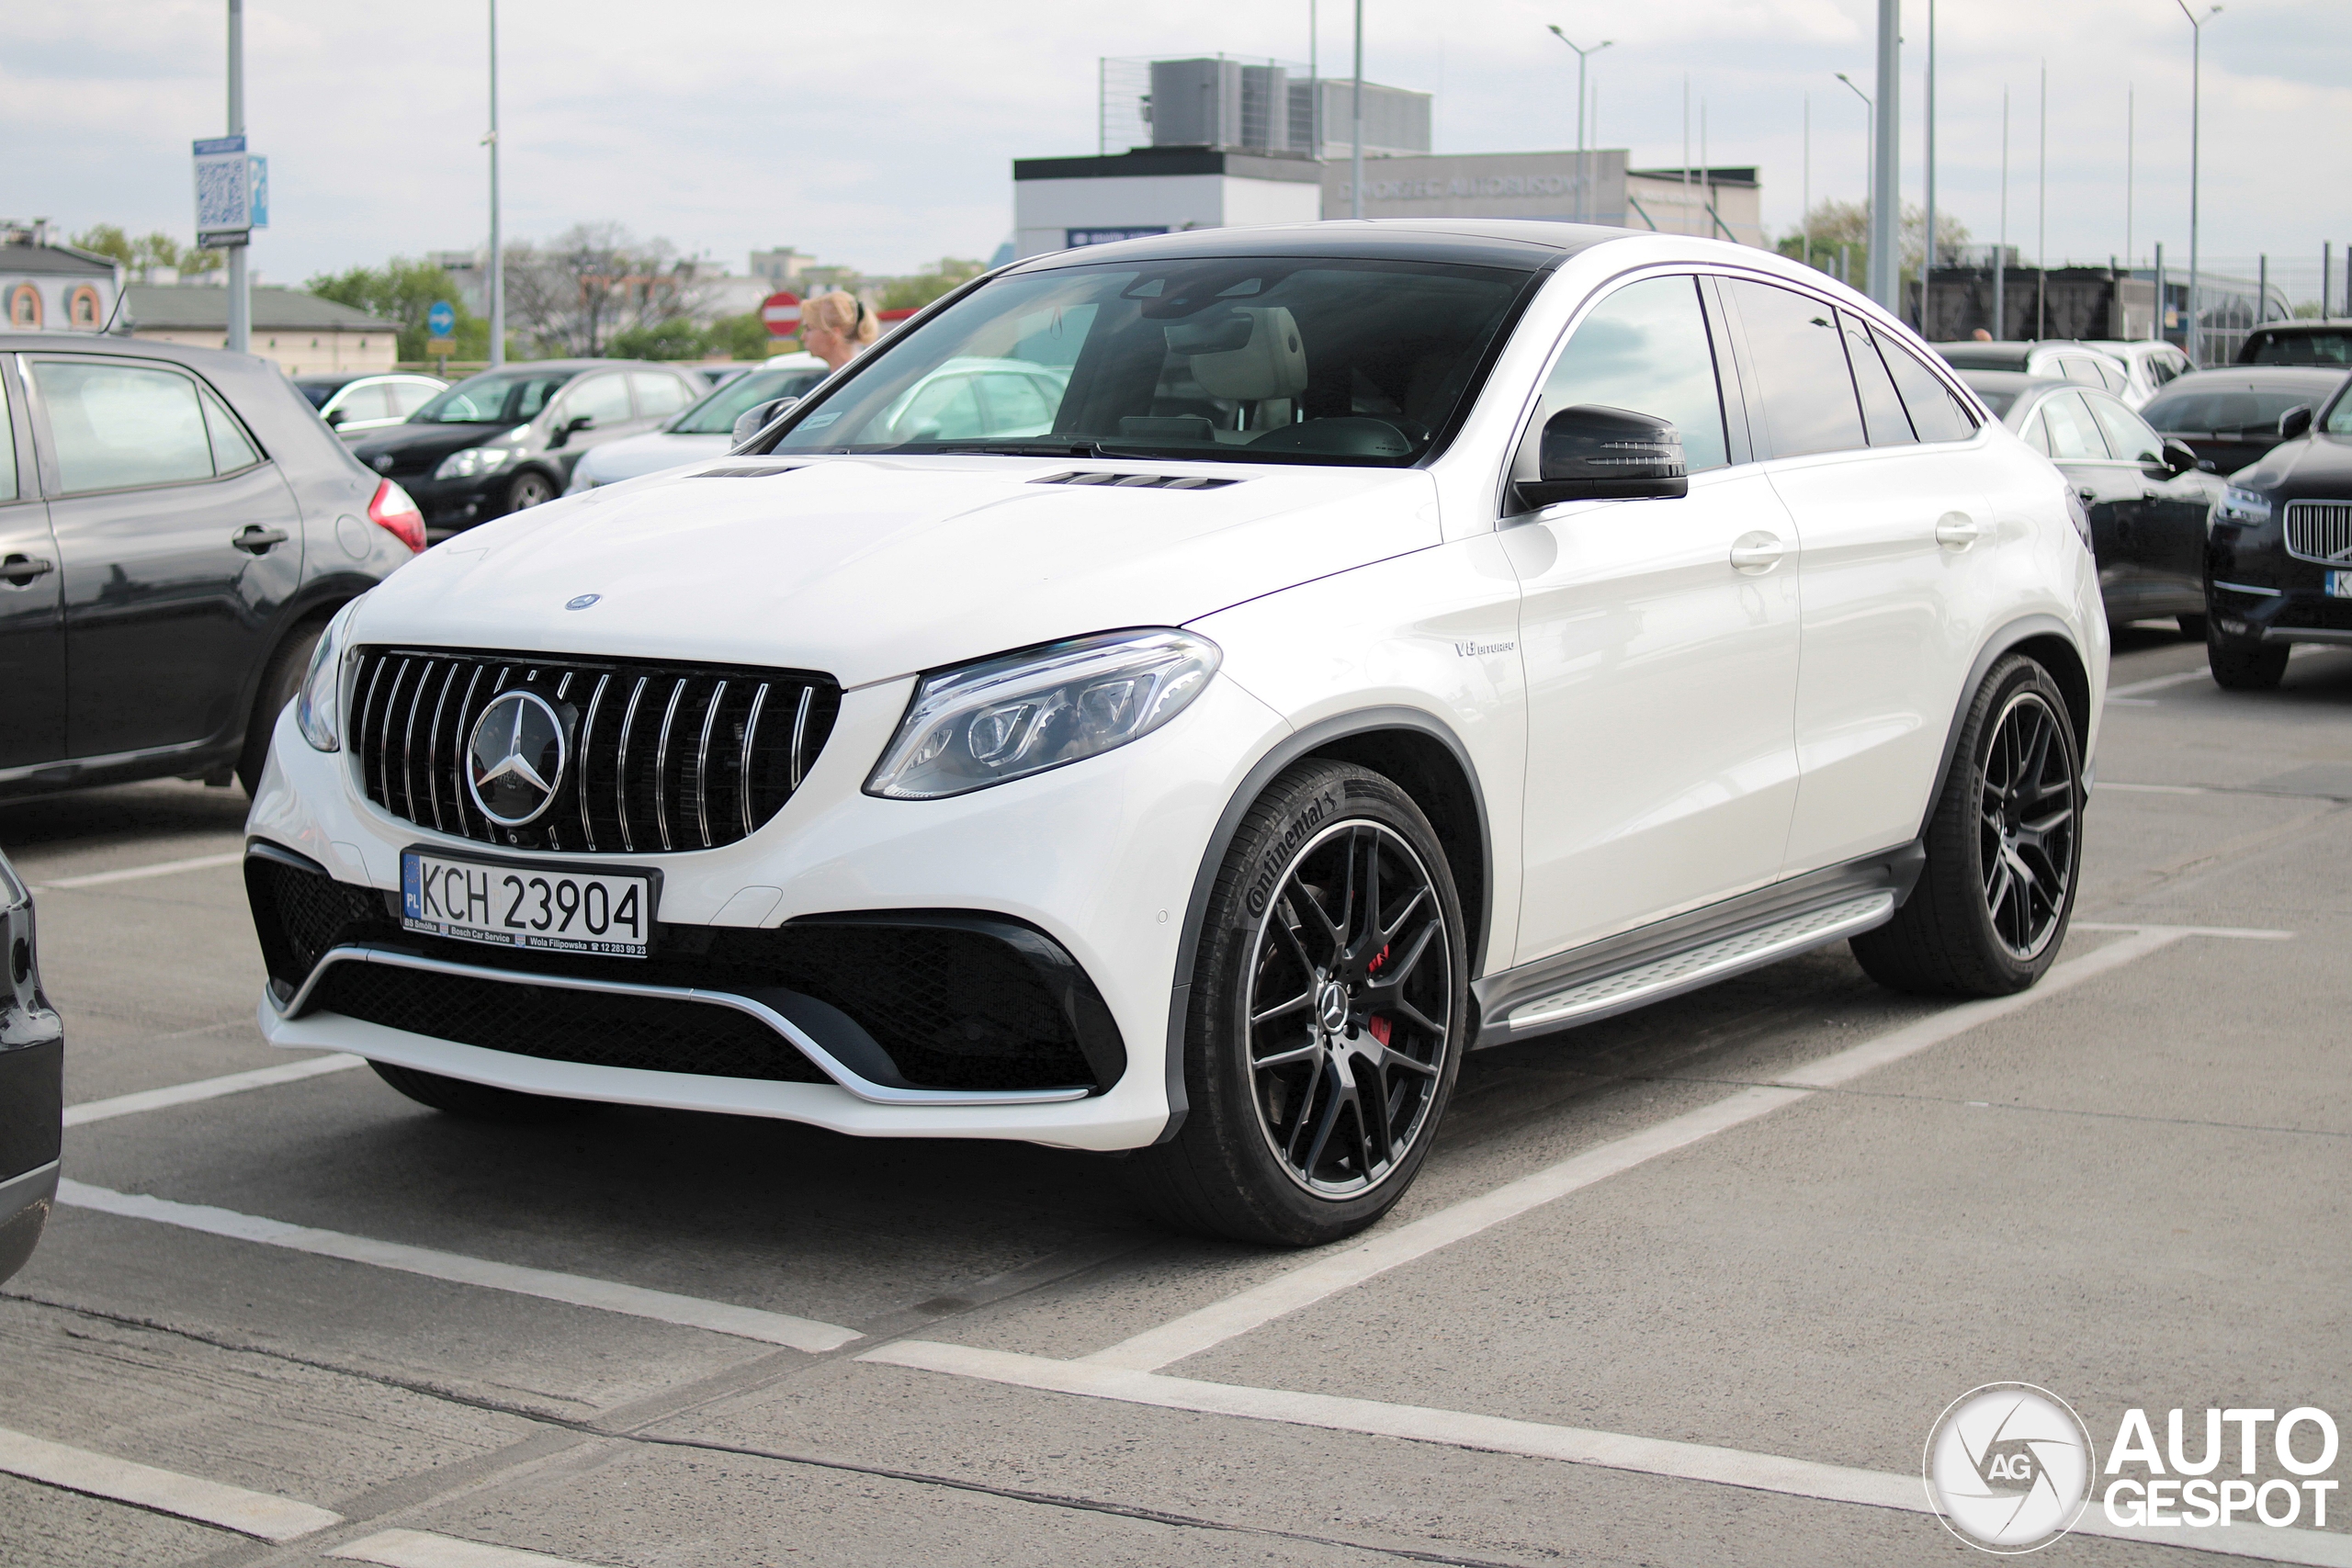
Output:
[1960, 370, 2222, 636]
[2, 335, 421, 800]
[0, 849, 60, 1286]
[349, 360, 705, 541]
[2236, 321, 2352, 367]
[2142, 367, 2351, 475]
[2203, 377, 2352, 688]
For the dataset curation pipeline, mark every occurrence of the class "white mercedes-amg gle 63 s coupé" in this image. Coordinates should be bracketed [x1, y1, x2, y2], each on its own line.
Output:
[246, 221, 2107, 1246]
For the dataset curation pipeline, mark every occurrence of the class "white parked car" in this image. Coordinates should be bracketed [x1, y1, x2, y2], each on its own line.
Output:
[2082, 339, 2195, 409]
[247, 223, 2108, 1246]
[563, 354, 830, 493]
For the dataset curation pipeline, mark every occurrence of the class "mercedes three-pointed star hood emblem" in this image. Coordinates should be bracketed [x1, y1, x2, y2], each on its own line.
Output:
[467, 690, 567, 827]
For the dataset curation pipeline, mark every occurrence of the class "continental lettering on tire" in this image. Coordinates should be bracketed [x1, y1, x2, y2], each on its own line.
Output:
[1246, 788, 1339, 917]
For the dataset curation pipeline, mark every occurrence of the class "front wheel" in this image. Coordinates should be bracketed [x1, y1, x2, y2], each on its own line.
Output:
[2207, 620, 2287, 690]
[1851, 653, 2085, 997]
[503, 470, 556, 513]
[1125, 761, 1468, 1247]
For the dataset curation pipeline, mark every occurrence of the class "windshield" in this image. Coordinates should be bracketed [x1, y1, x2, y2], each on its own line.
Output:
[2145, 388, 2334, 432]
[767, 256, 1536, 466]
[413, 369, 573, 424]
[2248, 331, 2352, 366]
[672, 366, 831, 435]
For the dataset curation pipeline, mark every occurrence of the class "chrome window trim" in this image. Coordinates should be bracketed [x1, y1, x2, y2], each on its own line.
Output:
[266, 943, 1092, 1108]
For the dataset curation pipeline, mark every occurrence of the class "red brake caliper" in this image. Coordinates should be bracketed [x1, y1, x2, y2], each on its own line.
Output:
[1365, 943, 1392, 1045]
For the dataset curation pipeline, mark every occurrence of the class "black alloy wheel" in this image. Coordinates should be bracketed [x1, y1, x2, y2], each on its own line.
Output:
[1126, 761, 1468, 1247]
[1852, 653, 2085, 997]
[505, 470, 556, 513]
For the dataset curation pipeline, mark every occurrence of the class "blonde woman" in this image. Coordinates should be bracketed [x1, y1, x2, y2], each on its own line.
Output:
[801, 290, 877, 371]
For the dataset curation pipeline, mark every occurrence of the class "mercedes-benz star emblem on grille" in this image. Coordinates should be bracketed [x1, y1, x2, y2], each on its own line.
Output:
[565, 593, 600, 610]
[467, 690, 567, 827]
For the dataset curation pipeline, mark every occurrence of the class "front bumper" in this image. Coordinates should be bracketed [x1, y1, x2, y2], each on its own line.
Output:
[244, 669, 1287, 1150]
[2207, 526, 2352, 646]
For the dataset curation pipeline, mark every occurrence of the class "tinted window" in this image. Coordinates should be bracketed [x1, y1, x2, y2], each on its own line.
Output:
[1838, 311, 1915, 446]
[2086, 394, 2164, 465]
[1726, 279, 1865, 458]
[630, 371, 693, 419]
[34, 360, 215, 492]
[672, 367, 830, 435]
[1535, 275, 1730, 472]
[201, 388, 261, 470]
[775, 256, 1532, 468]
[564, 374, 632, 427]
[2038, 390, 2109, 460]
[414, 369, 572, 423]
[1872, 327, 1979, 442]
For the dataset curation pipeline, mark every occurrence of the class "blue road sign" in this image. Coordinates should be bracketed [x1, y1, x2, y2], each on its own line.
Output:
[427, 301, 456, 338]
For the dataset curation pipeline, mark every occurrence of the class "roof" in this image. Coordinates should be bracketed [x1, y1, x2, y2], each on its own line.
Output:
[2154, 367, 2352, 391]
[2245, 321, 2352, 336]
[0, 239, 117, 276]
[1005, 218, 1629, 275]
[123, 284, 396, 332]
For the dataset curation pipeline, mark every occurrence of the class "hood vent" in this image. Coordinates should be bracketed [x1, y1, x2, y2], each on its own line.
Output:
[1034, 471, 1239, 491]
[695, 465, 805, 479]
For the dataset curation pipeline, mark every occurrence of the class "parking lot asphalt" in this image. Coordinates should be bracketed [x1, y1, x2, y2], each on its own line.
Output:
[3, 626, 2348, 1568]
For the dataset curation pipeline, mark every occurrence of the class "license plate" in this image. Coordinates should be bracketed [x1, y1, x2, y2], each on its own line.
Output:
[2327, 570, 2352, 600]
[401, 850, 653, 958]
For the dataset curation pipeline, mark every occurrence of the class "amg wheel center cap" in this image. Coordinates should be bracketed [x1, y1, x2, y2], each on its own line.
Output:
[467, 690, 567, 826]
[1315, 979, 1351, 1034]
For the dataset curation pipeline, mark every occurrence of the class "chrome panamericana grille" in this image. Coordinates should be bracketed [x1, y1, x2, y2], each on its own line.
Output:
[349, 647, 840, 854]
[2284, 501, 2352, 565]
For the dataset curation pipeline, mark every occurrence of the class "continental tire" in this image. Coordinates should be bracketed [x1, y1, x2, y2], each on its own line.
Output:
[1851, 654, 2084, 998]
[1126, 761, 1468, 1247]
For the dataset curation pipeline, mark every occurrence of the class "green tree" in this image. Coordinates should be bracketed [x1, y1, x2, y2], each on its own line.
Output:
[879, 256, 984, 311]
[71, 224, 220, 276]
[705, 311, 777, 361]
[607, 317, 707, 360]
[1777, 199, 1970, 284]
[306, 257, 488, 362]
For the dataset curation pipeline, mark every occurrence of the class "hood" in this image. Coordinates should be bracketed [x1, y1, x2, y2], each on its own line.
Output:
[577, 431, 732, 485]
[352, 455, 1441, 687]
[2236, 433, 2352, 494]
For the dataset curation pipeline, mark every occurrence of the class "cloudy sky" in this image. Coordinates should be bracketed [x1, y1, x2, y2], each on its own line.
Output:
[6, 0, 2346, 297]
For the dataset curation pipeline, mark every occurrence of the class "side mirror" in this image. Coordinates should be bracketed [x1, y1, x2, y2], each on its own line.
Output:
[2161, 437, 2202, 474]
[730, 397, 798, 446]
[323, 406, 347, 427]
[2278, 404, 2313, 440]
[548, 412, 594, 449]
[1515, 405, 1689, 511]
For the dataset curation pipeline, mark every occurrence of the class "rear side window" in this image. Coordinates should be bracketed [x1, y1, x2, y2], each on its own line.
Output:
[33, 360, 217, 492]
[1871, 327, 1978, 443]
[1535, 275, 1731, 472]
[2037, 390, 2110, 460]
[1724, 279, 1865, 458]
[334, 384, 393, 423]
[200, 387, 261, 471]
[1838, 311, 1915, 447]
[387, 381, 438, 418]
[629, 372, 694, 419]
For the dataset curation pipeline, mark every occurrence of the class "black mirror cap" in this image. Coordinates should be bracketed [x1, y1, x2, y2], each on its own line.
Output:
[2278, 404, 2313, 440]
[1518, 404, 1689, 509]
[2161, 437, 2202, 474]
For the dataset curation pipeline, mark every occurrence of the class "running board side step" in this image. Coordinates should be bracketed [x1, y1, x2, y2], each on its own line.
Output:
[1488, 892, 1896, 1043]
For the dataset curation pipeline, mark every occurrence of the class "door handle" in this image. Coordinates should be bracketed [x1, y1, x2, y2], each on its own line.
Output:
[1, 553, 54, 586]
[1935, 512, 1985, 550]
[1728, 531, 1786, 574]
[232, 525, 289, 554]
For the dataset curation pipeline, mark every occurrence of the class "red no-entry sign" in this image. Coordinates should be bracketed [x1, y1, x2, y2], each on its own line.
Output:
[761, 291, 803, 336]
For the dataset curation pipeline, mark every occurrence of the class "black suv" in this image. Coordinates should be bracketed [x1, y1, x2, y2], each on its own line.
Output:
[349, 360, 705, 541]
[2236, 321, 2352, 367]
[2, 335, 418, 799]
[2204, 375, 2352, 687]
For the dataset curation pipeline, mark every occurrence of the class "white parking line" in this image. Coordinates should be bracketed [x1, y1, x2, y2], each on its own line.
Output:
[54, 1180, 862, 1353]
[2108, 669, 2214, 698]
[31, 851, 245, 892]
[1087, 925, 2242, 1374]
[865, 1343, 2352, 1566]
[63, 1055, 368, 1128]
[2098, 782, 2209, 795]
[0, 1423, 341, 1542]
[331, 1529, 616, 1568]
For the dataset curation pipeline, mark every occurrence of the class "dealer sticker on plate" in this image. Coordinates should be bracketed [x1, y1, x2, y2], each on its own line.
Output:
[401, 849, 652, 958]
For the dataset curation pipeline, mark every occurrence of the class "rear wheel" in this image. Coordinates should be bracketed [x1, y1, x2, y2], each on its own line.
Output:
[1125, 761, 1467, 1247]
[1851, 654, 2084, 997]
[369, 1062, 584, 1122]
[2207, 620, 2288, 690]
[238, 615, 328, 795]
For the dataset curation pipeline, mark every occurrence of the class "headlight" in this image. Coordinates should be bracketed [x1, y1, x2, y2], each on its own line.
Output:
[2219, 485, 2272, 525]
[865, 629, 1221, 800]
[297, 601, 358, 752]
[433, 446, 514, 481]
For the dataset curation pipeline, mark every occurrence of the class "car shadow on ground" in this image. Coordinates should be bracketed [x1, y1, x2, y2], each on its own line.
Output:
[0, 779, 251, 858]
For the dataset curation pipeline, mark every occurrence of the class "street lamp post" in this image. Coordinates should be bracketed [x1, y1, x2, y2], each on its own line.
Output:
[1546, 28, 1612, 225]
[1924, 0, 1938, 328]
[1351, 0, 1363, 220]
[1870, 0, 1900, 310]
[1836, 71, 1871, 288]
[225, 0, 249, 355]
[2177, 0, 2221, 367]
[486, 0, 504, 367]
